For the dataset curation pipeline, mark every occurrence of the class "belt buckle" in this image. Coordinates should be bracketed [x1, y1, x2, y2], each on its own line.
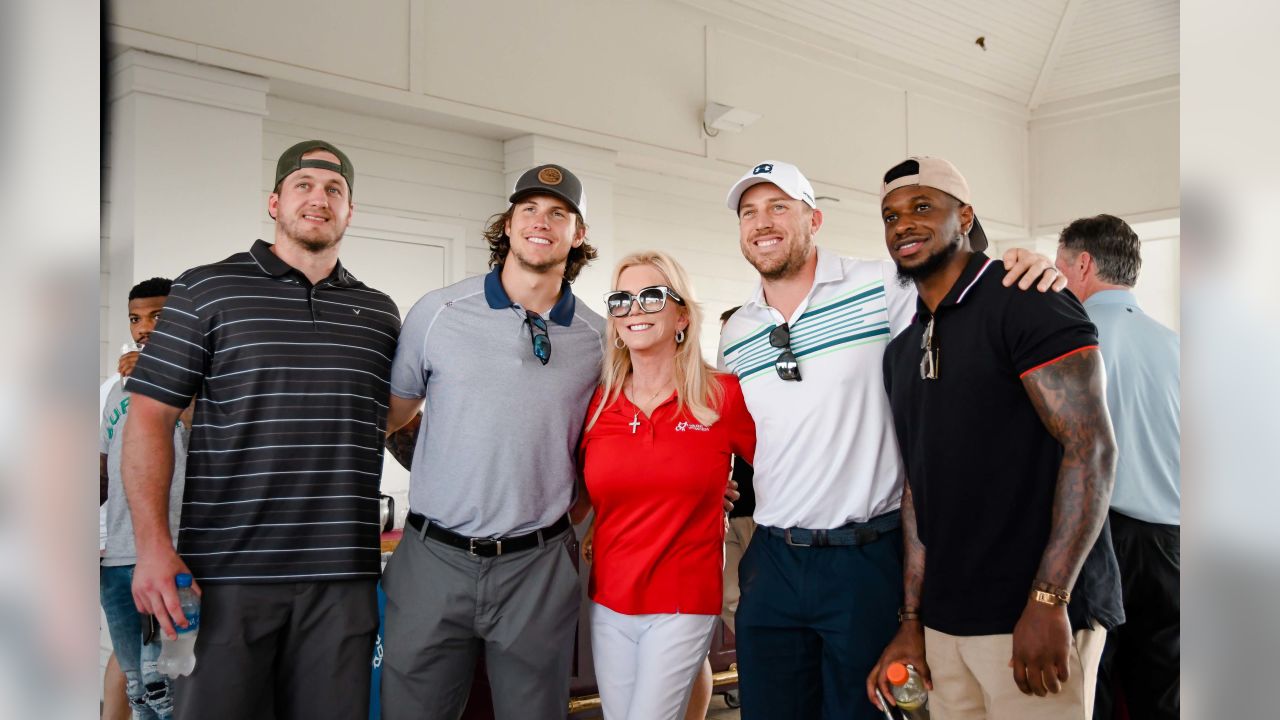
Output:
[783, 528, 811, 547]
[469, 537, 503, 557]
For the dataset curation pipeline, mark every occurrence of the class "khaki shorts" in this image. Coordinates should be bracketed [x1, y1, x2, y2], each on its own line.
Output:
[924, 622, 1105, 720]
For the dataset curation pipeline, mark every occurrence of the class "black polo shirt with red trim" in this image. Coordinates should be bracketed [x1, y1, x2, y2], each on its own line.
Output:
[883, 251, 1123, 636]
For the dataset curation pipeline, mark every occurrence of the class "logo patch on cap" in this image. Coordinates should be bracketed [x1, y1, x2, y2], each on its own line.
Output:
[753, 163, 773, 175]
[538, 167, 563, 185]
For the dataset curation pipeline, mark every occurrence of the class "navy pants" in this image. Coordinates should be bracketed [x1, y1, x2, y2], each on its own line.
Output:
[735, 526, 903, 720]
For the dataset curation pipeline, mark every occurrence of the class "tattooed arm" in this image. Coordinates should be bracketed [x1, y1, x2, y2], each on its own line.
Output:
[384, 411, 422, 472]
[1012, 347, 1116, 696]
[867, 481, 932, 710]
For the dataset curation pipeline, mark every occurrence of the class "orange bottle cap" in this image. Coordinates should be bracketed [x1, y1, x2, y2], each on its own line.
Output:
[887, 662, 909, 686]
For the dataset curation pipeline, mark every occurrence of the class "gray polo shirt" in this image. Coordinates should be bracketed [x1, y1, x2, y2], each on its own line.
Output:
[390, 268, 604, 537]
[100, 378, 188, 566]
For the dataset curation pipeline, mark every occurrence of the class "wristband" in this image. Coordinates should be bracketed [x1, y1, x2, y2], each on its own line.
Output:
[898, 607, 921, 623]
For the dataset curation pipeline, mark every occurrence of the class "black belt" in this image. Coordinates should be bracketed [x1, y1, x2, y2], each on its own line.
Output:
[406, 511, 570, 558]
[765, 510, 901, 548]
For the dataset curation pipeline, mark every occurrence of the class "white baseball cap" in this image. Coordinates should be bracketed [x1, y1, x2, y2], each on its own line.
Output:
[726, 161, 817, 213]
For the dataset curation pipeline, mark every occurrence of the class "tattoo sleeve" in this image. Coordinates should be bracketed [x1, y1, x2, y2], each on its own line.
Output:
[1021, 348, 1117, 591]
[384, 411, 422, 471]
[901, 481, 926, 609]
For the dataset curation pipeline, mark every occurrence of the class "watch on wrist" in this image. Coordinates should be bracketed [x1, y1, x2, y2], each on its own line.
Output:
[1030, 581, 1071, 607]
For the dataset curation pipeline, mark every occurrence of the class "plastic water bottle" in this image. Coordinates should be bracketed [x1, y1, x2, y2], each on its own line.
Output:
[157, 573, 200, 678]
[887, 662, 930, 719]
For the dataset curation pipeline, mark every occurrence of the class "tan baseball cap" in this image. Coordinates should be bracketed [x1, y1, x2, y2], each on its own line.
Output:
[879, 156, 988, 251]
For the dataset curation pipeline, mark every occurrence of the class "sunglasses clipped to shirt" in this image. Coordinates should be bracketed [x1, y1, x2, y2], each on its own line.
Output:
[769, 322, 802, 382]
[525, 310, 551, 365]
[604, 285, 686, 318]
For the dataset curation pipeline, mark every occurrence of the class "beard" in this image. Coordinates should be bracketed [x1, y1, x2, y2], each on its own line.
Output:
[895, 233, 962, 287]
[745, 238, 812, 282]
[508, 238, 569, 276]
[280, 216, 344, 253]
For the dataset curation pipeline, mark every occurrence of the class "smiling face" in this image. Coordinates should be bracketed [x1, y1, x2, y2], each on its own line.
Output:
[737, 182, 822, 281]
[268, 149, 353, 253]
[611, 263, 688, 356]
[881, 184, 971, 282]
[503, 193, 584, 276]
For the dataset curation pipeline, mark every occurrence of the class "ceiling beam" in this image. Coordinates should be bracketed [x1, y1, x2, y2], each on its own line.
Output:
[1028, 0, 1084, 111]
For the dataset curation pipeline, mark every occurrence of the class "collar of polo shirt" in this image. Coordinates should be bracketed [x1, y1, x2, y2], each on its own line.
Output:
[249, 239, 362, 288]
[482, 267, 577, 327]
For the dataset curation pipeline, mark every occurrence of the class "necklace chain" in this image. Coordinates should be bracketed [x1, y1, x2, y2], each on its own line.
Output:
[627, 378, 670, 434]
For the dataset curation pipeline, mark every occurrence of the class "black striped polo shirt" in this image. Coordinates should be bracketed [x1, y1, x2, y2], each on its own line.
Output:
[128, 239, 401, 583]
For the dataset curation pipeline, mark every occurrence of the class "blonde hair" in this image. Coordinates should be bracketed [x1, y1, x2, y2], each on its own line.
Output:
[586, 251, 724, 431]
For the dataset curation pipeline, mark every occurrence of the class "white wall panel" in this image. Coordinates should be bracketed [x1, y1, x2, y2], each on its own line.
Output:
[113, 0, 412, 88]
[1030, 97, 1178, 230]
[420, 0, 707, 155]
[908, 93, 1028, 228]
[707, 29, 908, 196]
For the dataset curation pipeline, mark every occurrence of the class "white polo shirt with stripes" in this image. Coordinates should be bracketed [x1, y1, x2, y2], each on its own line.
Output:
[718, 247, 916, 530]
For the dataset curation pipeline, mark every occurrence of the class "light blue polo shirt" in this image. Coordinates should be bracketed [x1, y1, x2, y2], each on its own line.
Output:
[1085, 289, 1180, 525]
[390, 269, 604, 537]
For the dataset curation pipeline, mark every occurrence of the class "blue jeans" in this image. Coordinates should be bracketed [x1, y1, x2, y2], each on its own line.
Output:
[100, 564, 173, 720]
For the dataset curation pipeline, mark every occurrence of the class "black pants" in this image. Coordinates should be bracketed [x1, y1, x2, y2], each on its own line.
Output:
[1094, 511, 1179, 720]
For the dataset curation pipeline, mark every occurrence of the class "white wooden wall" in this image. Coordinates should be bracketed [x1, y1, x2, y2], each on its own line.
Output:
[102, 0, 1181, 382]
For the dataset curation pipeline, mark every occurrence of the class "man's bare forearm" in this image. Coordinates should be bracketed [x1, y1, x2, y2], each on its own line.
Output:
[901, 481, 926, 609]
[384, 412, 421, 471]
[121, 394, 184, 554]
[1021, 349, 1117, 591]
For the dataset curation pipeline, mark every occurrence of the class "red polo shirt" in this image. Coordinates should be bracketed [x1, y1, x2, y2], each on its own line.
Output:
[581, 373, 756, 615]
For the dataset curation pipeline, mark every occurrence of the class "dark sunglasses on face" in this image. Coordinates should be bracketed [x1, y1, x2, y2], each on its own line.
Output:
[769, 322, 802, 382]
[604, 285, 686, 318]
[526, 310, 551, 365]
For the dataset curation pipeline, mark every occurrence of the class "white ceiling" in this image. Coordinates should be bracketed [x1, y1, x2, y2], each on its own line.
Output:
[695, 0, 1179, 109]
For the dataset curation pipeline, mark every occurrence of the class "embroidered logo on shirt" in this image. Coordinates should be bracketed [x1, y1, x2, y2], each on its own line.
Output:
[675, 421, 710, 432]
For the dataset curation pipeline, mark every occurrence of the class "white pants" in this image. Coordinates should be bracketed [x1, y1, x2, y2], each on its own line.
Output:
[590, 601, 718, 720]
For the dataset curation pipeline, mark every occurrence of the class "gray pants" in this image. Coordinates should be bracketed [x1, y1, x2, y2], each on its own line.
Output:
[380, 523, 581, 720]
[174, 580, 379, 720]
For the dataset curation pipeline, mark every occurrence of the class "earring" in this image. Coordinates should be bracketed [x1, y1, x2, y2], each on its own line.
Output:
[675, 329, 686, 344]
[614, 336, 626, 350]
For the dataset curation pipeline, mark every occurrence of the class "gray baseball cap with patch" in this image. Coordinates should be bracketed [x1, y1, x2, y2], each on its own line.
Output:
[509, 164, 587, 218]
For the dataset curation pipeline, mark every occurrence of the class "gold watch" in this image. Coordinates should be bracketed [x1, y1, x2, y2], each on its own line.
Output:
[1030, 581, 1070, 607]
